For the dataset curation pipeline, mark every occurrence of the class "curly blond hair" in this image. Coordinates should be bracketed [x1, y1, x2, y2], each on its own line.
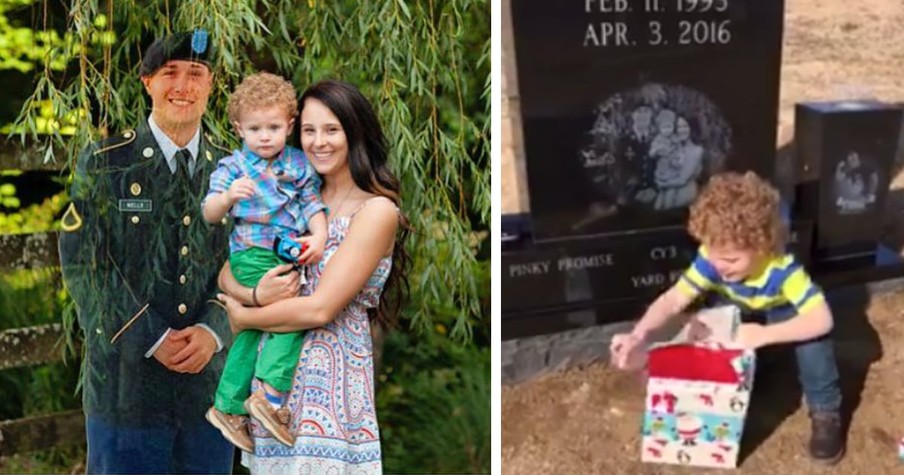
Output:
[688, 171, 786, 255]
[227, 72, 298, 124]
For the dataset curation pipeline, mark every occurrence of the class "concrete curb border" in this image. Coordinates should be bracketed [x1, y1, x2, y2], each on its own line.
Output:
[501, 277, 904, 385]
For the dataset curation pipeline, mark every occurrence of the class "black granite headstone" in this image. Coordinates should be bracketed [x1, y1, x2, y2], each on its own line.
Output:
[794, 101, 903, 260]
[502, 218, 813, 332]
[502, 229, 696, 314]
[501, 218, 815, 340]
[511, 0, 785, 241]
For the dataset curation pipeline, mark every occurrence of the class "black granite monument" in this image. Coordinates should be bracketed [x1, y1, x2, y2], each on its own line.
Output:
[503, 0, 788, 339]
[502, 217, 812, 339]
[794, 101, 903, 262]
[511, 0, 785, 241]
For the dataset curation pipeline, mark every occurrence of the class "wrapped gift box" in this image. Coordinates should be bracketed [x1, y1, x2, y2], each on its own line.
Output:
[640, 306, 755, 469]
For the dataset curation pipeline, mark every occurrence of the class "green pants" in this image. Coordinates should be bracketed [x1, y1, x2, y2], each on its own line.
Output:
[214, 247, 304, 415]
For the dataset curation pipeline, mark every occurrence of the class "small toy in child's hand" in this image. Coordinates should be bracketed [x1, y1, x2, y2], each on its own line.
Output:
[273, 235, 309, 268]
[899, 437, 904, 461]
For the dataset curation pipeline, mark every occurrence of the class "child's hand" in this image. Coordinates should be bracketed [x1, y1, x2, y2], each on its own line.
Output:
[295, 232, 327, 265]
[609, 332, 645, 370]
[736, 323, 772, 350]
[227, 177, 256, 203]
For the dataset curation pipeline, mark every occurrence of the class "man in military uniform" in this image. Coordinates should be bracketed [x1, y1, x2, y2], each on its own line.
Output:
[59, 29, 235, 474]
[620, 104, 657, 204]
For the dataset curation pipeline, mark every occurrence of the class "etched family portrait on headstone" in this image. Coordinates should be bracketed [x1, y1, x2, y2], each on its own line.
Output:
[574, 83, 732, 231]
[511, 0, 785, 241]
[832, 150, 880, 215]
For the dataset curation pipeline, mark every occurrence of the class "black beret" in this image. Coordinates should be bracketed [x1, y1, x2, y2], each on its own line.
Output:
[139, 29, 213, 76]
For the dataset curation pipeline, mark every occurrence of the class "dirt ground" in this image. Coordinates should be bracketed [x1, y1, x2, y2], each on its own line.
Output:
[501, 0, 904, 473]
[503, 290, 904, 474]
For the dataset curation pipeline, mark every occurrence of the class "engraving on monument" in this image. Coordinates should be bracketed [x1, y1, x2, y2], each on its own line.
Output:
[573, 83, 732, 232]
[630, 269, 683, 289]
[502, 232, 696, 313]
[511, 0, 784, 241]
[558, 253, 616, 271]
[832, 150, 880, 215]
[583, 0, 733, 48]
[508, 260, 552, 278]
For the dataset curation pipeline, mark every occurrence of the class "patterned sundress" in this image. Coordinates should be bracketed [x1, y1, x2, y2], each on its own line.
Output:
[242, 199, 393, 474]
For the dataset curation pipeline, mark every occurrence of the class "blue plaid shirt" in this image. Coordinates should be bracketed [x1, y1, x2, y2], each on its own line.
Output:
[204, 145, 325, 254]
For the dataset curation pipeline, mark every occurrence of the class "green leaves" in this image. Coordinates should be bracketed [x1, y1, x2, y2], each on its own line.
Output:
[0, 186, 19, 208]
[0, 1, 103, 74]
[377, 331, 490, 473]
[12, 0, 489, 343]
[296, 0, 490, 341]
[0, 191, 66, 234]
[6, 2, 489, 470]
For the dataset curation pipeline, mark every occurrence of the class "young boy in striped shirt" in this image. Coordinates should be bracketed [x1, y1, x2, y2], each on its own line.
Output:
[202, 72, 326, 452]
[610, 171, 844, 464]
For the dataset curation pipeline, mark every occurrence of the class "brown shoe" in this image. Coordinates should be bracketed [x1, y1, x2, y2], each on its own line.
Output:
[244, 390, 295, 446]
[205, 407, 254, 453]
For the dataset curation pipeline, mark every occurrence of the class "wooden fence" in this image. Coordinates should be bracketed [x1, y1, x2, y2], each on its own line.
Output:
[0, 141, 84, 458]
[0, 240, 86, 458]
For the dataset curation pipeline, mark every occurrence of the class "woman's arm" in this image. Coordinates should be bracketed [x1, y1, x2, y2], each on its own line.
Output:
[218, 261, 301, 307]
[668, 145, 702, 186]
[218, 261, 254, 305]
[225, 198, 399, 333]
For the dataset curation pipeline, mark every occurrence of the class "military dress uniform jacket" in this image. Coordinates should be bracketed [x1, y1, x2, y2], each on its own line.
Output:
[59, 120, 233, 427]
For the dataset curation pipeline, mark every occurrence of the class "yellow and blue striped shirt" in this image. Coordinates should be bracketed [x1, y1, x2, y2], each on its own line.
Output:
[676, 246, 825, 316]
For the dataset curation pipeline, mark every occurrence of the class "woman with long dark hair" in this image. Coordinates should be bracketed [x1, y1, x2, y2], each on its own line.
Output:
[215, 79, 410, 474]
[653, 115, 704, 210]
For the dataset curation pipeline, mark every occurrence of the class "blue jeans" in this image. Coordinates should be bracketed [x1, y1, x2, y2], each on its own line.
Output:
[86, 415, 234, 474]
[762, 306, 843, 413]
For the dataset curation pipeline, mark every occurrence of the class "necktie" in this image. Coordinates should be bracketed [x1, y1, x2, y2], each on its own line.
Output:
[174, 149, 199, 202]
[175, 149, 193, 180]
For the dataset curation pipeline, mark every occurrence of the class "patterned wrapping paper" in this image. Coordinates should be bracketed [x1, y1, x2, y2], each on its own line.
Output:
[640, 306, 756, 469]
